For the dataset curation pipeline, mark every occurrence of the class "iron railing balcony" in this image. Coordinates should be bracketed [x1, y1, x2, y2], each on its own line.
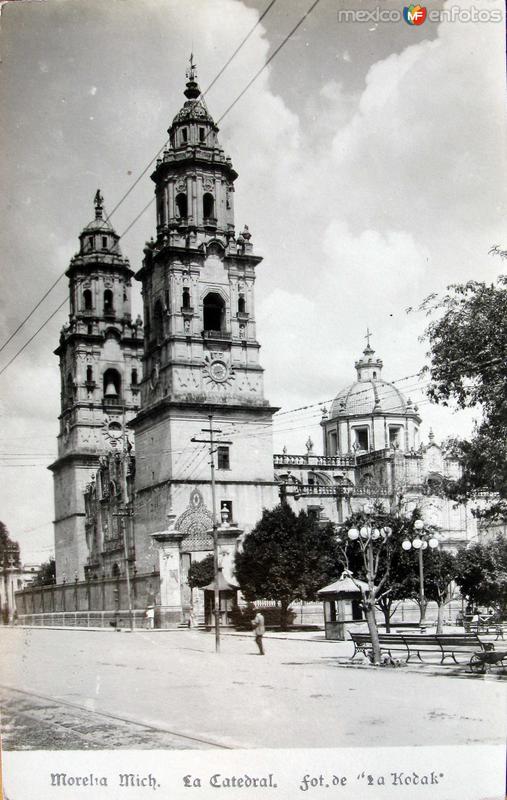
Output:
[202, 329, 232, 341]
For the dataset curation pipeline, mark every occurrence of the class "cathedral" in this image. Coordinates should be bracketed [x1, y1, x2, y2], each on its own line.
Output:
[47, 60, 481, 627]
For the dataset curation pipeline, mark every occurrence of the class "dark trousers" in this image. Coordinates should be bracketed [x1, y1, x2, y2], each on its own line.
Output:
[255, 634, 264, 655]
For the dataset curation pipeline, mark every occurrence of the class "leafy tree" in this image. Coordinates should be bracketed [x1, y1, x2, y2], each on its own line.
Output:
[342, 512, 418, 632]
[420, 275, 507, 519]
[0, 522, 20, 568]
[234, 504, 340, 630]
[337, 506, 427, 664]
[33, 558, 56, 587]
[401, 549, 458, 634]
[455, 535, 507, 617]
[187, 554, 214, 589]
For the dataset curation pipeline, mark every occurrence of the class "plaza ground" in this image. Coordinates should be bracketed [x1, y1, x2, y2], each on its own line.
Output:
[0, 627, 505, 750]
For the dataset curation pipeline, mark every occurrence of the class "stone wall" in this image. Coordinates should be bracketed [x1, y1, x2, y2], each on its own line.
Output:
[15, 571, 160, 627]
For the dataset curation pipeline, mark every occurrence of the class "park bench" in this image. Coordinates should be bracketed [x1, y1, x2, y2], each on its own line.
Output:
[349, 632, 408, 662]
[464, 621, 507, 640]
[349, 631, 489, 667]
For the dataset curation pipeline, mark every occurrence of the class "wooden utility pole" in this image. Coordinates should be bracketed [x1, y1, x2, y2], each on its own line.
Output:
[191, 414, 232, 653]
[112, 409, 134, 631]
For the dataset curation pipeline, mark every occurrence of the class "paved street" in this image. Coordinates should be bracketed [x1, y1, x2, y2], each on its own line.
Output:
[1, 627, 505, 750]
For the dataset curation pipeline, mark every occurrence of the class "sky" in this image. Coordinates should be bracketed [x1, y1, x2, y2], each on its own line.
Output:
[0, 0, 505, 564]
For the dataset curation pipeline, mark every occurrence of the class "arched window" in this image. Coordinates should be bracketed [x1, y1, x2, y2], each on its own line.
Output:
[86, 366, 93, 383]
[112, 562, 120, 577]
[131, 368, 138, 386]
[238, 294, 246, 314]
[182, 287, 191, 309]
[203, 292, 225, 332]
[104, 289, 114, 315]
[154, 299, 164, 342]
[83, 289, 92, 311]
[176, 193, 188, 219]
[181, 127, 188, 144]
[203, 193, 215, 221]
[103, 368, 121, 399]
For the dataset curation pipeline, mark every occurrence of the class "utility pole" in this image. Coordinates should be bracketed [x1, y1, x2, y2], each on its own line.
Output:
[113, 409, 134, 631]
[191, 414, 232, 653]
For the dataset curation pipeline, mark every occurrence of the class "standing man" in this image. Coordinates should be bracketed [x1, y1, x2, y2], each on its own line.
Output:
[252, 609, 265, 655]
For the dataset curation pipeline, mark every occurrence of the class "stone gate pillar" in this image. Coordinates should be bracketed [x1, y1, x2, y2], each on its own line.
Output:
[216, 523, 243, 583]
[151, 518, 185, 628]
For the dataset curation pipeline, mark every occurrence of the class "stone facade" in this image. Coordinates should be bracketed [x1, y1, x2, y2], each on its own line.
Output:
[48, 192, 144, 581]
[127, 62, 279, 622]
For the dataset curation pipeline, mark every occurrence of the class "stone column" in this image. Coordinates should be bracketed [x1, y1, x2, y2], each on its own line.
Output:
[186, 176, 193, 223]
[168, 181, 175, 222]
[151, 526, 185, 628]
[216, 523, 242, 583]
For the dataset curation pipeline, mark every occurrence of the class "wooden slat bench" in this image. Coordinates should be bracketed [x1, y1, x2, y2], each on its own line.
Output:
[435, 634, 486, 664]
[349, 631, 489, 666]
[349, 632, 409, 662]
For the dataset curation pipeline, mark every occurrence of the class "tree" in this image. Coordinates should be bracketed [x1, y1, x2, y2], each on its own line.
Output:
[337, 506, 425, 664]
[406, 550, 458, 634]
[342, 512, 418, 633]
[0, 522, 20, 568]
[187, 554, 214, 589]
[455, 536, 507, 617]
[33, 558, 56, 587]
[234, 504, 340, 630]
[419, 275, 507, 519]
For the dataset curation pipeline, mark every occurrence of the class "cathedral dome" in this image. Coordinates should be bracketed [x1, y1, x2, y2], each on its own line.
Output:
[82, 216, 115, 234]
[78, 190, 121, 256]
[329, 337, 409, 419]
[330, 379, 407, 418]
[171, 98, 214, 127]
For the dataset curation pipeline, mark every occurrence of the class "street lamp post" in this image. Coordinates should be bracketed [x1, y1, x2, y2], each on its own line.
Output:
[344, 522, 393, 665]
[401, 519, 439, 628]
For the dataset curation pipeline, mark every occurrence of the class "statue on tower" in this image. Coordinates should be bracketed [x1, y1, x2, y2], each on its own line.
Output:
[94, 189, 104, 219]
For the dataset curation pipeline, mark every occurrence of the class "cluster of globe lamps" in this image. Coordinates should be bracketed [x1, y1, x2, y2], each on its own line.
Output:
[401, 519, 439, 551]
[345, 519, 439, 549]
[346, 525, 393, 542]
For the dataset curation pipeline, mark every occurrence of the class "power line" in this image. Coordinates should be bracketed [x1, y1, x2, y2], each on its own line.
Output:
[216, 0, 320, 126]
[0, 297, 68, 378]
[0, 273, 66, 355]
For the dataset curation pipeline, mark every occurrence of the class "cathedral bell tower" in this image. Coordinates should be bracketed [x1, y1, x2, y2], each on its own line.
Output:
[49, 192, 144, 581]
[130, 60, 278, 596]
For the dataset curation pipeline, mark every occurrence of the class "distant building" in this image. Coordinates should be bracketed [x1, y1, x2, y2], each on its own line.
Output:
[1, 562, 39, 623]
[274, 340, 480, 551]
